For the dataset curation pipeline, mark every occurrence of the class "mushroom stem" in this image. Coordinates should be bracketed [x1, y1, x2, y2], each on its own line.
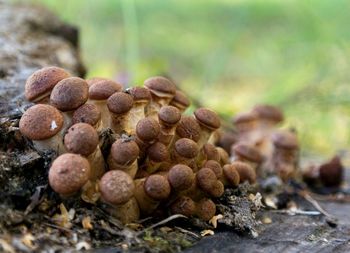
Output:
[105, 197, 140, 224]
[33, 134, 66, 154]
[87, 147, 105, 180]
[89, 100, 110, 129]
[108, 158, 139, 179]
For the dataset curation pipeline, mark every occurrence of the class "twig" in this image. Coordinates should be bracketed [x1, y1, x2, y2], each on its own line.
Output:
[174, 226, 201, 239]
[140, 214, 187, 233]
[300, 191, 334, 218]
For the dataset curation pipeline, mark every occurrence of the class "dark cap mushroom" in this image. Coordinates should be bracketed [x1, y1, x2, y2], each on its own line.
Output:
[231, 143, 263, 169]
[172, 138, 199, 170]
[169, 90, 190, 113]
[72, 103, 101, 130]
[135, 117, 160, 156]
[194, 108, 221, 149]
[158, 106, 181, 146]
[167, 164, 195, 192]
[232, 161, 256, 184]
[144, 142, 169, 173]
[175, 116, 202, 143]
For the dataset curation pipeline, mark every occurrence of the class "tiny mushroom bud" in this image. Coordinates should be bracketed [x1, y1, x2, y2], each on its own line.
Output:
[49, 153, 90, 196]
[64, 123, 105, 180]
[172, 138, 199, 170]
[195, 198, 216, 221]
[144, 76, 177, 119]
[231, 143, 263, 170]
[72, 103, 102, 131]
[167, 164, 195, 192]
[19, 104, 65, 153]
[232, 161, 256, 184]
[196, 167, 224, 198]
[99, 170, 139, 223]
[222, 164, 240, 187]
[134, 175, 171, 215]
[194, 108, 221, 149]
[88, 78, 123, 128]
[170, 196, 196, 217]
[169, 90, 191, 113]
[25, 66, 70, 103]
[135, 117, 160, 156]
[107, 92, 134, 135]
[108, 138, 139, 178]
[125, 87, 151, 134]
[157, 105, 181, 146]
[50, 77, 89, 130]
[143, 142, 169, 174]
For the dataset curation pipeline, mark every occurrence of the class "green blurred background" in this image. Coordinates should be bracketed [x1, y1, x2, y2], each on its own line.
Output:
[24, 0, 350, 155]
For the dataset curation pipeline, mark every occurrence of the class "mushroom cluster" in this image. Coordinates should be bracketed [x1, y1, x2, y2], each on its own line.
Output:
[19, 66, 257, 223]
[217, 104, 300, 182]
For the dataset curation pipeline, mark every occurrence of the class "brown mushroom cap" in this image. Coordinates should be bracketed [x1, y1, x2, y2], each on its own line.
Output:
[196, 168, 217, 193]
[202, 143, 220, 162]
[167, 164, 195, 191]
[194, 108, 221, 131]
[232, 111, 258, 125]
[174, 138, 199, 159]
[232, 143, 263, 163]
[107, 92, 134, 115]
[136, 117, 160, 142]
[203, 160, 223, 178]
[25, 66, 70, 102]
[88, 79, 123, 100]
[170, 90, 190, 110]
[19, 104, 63, 140]
[144, 174, 171, 200]
[170, 196, 196, 217]
[195, 198, 216, 221]
[176, 116, 201, 142]
[147, 142, 169, 162]
[86, 77, 108, 86]
[99, 170, 135, 205]
[64, 123, 99, 156]
[110, 139, 139, 166]
[232, 161, 256, 184]
[158, 106, 181, 127]
[252, 104, 284, 123]
[49, 153, 90, 195]
[126, 87, 151, 102]
[272, 130, 299, 149]
[144, 76, 176, 98]
[72, 103, 101, 126]
[50, 77, 89, 111]
[223, 164, 240, 187]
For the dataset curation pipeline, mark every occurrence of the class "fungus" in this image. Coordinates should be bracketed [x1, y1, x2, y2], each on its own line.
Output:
[169, 90, 190, 113]
[194, 108, 221, 149]
[72, 103, 102, 131]
[157, 105, 181, 146]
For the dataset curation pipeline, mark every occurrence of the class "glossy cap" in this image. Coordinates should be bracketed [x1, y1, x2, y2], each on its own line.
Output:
[25, 66, 70, 102]
[50, 77, 89, 111]
[19, 104, 63, 140]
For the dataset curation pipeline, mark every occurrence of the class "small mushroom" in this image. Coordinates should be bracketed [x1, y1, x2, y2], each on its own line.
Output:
[64, 123, 105, 180]
[194, 108, 221, 149]
[50, 77, 89, 131]
[196, 167, 224, 198]
[107, 92, 134, 135]
[195, 198, 216, 221]
[107, 138, 139, 178]
[171, 138, 199, 170]
[231, 143, 263, 170]
[157, 105, 181, 146]
[144, 76, 176, 119]
[203, 160, 223, 179]
[135, 117, 160, 157]
[221, 164, 240, 187]
[196, 143, 220, 168]
[19, 104, 65, 153]
[49, 153, 90, 196]
[169, 90, 190, 113]
[25, 66, 70, 103]
[319, 156, 343, 188]
[232, 111, 259, 145]
[172, 115, 202, 148]
[143, 142, 169, 174]
[72, 103, 102, 131]
[88, 78, 123, 128]
[167, 164, 195, 192]
[99, 170, 139, 223]
[125, 87, 152, 135]
[134, 174, 171, 215]
[232, 161, 256, 184]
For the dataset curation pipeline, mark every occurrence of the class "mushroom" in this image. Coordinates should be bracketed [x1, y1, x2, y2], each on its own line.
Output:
[48, 153, 90, 196]
[221, 164, 240, 187]
[166, 164, 195, 193]
[232, 111, 259, 145]
[218, 130, 237, 154]
[72, 103, 102, 131]
[232, 161, 256, 184]
[144, 76, 176, 119]
[107, 138, 139, 178]
[25, 66, 70, 104]
[125, 87, 151, 134]
[318, 156, 343, 187]
[64, 123, 105, 180]
[135, 117, 160, 157]
[169, 90, 190, 113]
[171, 138, 199, 170]
[143, 142, 169, 174]
[50, 77, 89, 131]
[172, 115, 201, 147]
[216, 147, 230, 166]
[196, 143, 221, 168]
[88, 78, 123, 128]
[19, 104, 65, 153]
[195, 198, 216, 221]
[99, 170, 139, 223]
[196, 167, 224, 198]
[203, 160, 223, 179]
[271, 130, 299, 181]
[134, 174, 171, 215]
[231, 143, 263, 171]
[157, 105, 181, 146]
[107, 92, 134, 135]
[194, 108, 221, 149]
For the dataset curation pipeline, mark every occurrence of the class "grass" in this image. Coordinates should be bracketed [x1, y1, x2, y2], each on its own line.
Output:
[21, 0, 350, 155]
